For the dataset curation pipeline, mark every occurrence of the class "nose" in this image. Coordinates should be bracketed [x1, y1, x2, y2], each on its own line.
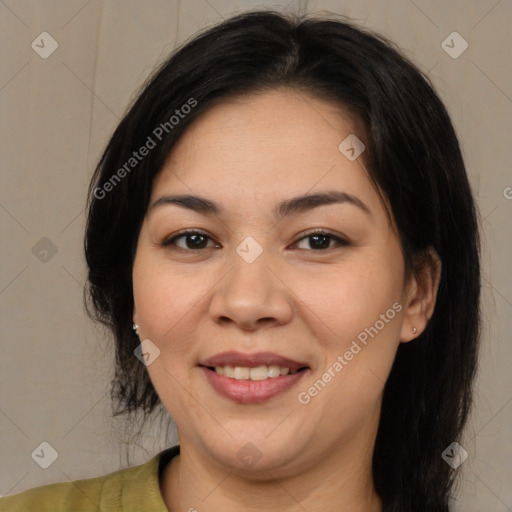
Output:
[208, 252, 294, 332]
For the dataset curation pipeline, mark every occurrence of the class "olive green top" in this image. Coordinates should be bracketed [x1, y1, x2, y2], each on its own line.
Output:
[1, 445, 179, 512]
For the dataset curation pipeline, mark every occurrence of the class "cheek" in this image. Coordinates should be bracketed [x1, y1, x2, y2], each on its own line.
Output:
[294, 255, 404, 416]
[295, 267, 402, 431]
[132, 251, 206, 358]
[295, 260, 402, 348]
[132, 252, 208, 421]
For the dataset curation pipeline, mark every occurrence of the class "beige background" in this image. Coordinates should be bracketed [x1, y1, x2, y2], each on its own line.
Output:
[1, 0, 511, 510]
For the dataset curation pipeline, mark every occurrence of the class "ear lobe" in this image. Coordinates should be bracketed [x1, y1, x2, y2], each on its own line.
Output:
[400, 247, 442, 343]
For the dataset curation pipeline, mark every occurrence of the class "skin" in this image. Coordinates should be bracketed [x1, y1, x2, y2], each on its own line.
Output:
[132, 88, 441, 512]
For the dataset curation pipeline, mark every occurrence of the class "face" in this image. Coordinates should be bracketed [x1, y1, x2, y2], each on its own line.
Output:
[132, 88, 412, 477]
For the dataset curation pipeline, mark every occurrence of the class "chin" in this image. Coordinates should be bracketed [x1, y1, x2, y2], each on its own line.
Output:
[201, 434, 305, 476]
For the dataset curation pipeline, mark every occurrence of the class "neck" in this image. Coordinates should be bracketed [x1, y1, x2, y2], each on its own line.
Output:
[160, 435, 382, 512]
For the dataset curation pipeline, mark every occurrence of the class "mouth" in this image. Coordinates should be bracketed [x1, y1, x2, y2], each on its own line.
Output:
[198, 351, 310, 404]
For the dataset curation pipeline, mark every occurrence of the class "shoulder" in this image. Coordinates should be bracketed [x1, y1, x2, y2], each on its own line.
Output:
[0, 477, 102, 512]
[0, 445, 179, 512]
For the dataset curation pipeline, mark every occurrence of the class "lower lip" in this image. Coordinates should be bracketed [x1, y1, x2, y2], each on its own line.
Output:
[199, 366, 308, 404]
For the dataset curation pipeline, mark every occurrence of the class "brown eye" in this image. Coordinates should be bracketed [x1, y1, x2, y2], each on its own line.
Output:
[161, 229, 348, 252]
[162, 230, 218, 250]
[294, 230, 349, 251]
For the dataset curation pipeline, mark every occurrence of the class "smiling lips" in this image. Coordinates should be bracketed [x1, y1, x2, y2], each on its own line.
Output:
[199, 351, 310, 404]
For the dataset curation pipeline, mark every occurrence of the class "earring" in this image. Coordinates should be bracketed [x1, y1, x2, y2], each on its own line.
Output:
[412, 327, 417, 334]
[133, 323, 140, 334]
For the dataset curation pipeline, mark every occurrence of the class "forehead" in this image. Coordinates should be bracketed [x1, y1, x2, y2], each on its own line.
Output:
[151, 88, 378, 213]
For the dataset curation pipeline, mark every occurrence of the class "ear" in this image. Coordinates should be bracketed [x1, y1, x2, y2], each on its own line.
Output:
[400, 247, 442, 342]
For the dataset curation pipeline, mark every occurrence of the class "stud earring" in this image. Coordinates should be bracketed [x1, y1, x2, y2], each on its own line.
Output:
[412, 327, 417, 334]
[133, 323, 140, 334]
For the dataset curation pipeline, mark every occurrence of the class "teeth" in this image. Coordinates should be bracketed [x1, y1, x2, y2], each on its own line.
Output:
[268, 366, 282, 378]
[212, 365, 300, 380]
[234, 367, 250, 380]
[249, 366, 269, 381]
[223, 366, 234, 378]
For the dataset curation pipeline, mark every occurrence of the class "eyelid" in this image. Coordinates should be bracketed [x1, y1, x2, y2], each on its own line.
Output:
[294, 228, 346, 241]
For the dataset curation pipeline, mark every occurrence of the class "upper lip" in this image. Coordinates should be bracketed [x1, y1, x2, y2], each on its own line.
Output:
[199, 351, 309, 371]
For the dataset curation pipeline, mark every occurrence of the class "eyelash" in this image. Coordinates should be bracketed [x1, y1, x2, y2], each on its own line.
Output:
[161, 229, 349, 252]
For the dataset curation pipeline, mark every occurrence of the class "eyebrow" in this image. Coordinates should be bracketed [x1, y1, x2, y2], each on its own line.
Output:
[149, 190, 371, 218]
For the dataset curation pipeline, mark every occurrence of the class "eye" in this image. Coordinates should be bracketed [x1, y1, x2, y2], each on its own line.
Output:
[162, 229, 349, 252]
[293, 229, 349, 251]
[162, 230, 219, 250]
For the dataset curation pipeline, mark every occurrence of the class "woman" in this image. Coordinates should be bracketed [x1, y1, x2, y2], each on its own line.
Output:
[2, 9, 480, 512]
